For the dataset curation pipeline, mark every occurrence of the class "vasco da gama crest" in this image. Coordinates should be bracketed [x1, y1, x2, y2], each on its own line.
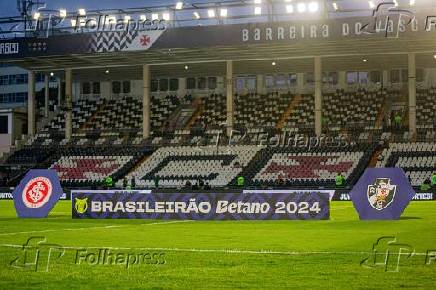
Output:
[367, 178, 397, 210]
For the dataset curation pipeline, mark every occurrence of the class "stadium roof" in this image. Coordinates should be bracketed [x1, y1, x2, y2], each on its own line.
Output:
[1, 1, 436, 77]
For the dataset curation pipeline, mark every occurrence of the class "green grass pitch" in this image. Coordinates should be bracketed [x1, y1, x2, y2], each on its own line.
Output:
[0, 200, 435, 289]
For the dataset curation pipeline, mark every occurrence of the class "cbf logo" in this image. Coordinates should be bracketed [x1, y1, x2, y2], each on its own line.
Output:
[368, 178, 396, 210]
[22, 177, 52, 209]
[75, 198, 88, 214]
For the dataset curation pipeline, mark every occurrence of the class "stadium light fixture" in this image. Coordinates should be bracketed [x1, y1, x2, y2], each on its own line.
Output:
[297, 3, 306, 13]
[50, 72, 54, 77]
[59, 9, 67, 18]
[193, 12, 200, 19]
[433, 54, 436, 59]
[368, 1, 375, 9]
[254, 6, 262, 15]
[33, 12, 40, 20]
[272, 61, 276, 66]
[152, 13, 159, 20]
[332, 2, 338, 11]
[220, 8, 228, 17]
[184, 65, 189, 70]
[105, 70, 110, 74]
[163, 12, 170, 21]
[140, 15, 147, 21]
[175, 2, 183, 10]
[308, 2, 319, 13]
[410, 0, 416, 6]
[286, 5, 294, 13]
[208, 9, 215, 18]
[363, 59, 368, 62]
[78, 9, 86, 16]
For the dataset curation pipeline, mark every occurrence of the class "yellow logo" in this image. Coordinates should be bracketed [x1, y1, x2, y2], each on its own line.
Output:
[75, 198, 88, 214]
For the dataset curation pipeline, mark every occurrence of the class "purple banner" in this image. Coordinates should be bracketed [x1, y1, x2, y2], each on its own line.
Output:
[349, 168, 415, 220]
[72, 191, 330, 220]
[12, 169, 63, 218]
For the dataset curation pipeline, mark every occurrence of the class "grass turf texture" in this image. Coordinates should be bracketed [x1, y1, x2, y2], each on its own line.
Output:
[0, 200, 435, 289]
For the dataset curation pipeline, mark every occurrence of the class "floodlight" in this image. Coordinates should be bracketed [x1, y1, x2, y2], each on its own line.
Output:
[297, 3, 306, 13]
[59, 9, 67, 18]
[308, 2, 319, 13]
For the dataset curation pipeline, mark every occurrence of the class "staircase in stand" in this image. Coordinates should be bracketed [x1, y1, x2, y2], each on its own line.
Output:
[276, 94, 301, 130]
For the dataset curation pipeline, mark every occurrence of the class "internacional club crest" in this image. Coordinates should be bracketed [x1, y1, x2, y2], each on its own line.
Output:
[22, 177, 52, 209]
[13, 169, 63, 218]
[367, 178, 396, 211]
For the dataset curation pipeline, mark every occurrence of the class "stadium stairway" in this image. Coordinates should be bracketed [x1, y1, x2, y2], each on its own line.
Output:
[184, 99, 203, 130]
[276, 94, 301, 130]
[80, 100, 106, 131]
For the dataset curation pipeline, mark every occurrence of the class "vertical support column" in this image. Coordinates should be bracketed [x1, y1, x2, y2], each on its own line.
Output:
[57, 77, 62, 108]
[408, 52, 416, 136]
[27, 71, 35, 136]
[178, 77, 187, 96]
[65, 68, 73, 140]
[382, 70, 389, 88]
[297, 73, 305, 95]
[142, 64, 151, 139]
[338, 71, 347, 90]
[226, 60, 234, 136]
[256, 74, 264, 95]
[44, 74, 49, 117]
[314, 56, 323, 137]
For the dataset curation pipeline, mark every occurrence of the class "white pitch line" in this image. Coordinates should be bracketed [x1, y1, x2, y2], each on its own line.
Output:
[0, 220, 194, 236]
[0, 243, 429, 256]
[145, 220, 194, 226]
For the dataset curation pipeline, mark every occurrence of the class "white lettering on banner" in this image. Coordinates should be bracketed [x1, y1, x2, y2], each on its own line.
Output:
[413, 193, 433, 200]
[241, 17, 433, 42]
[242, 25, 330, 42]
[0, 43, 19, 55]
[0, 193, 13, 199]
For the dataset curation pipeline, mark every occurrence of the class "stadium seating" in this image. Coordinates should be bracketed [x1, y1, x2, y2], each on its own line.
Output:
[48, 147, 146, 186]
[45, 98, 102, 132]
[120, 145, 261, 188]
[242, 144, 374, 188]
[416, 88, 436, 129]
[88, 96, 142, 130]
[282, 94, 314, 132]
[193, 94, 226, 128]
[323, 88, 386, 131]
[234, 92, 293, 128]
[376, 142, 436, 186]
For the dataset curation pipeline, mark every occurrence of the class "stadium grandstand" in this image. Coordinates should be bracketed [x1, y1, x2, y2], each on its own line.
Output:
[0, 0, 435, 288]
[1, 0, 434, 192]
